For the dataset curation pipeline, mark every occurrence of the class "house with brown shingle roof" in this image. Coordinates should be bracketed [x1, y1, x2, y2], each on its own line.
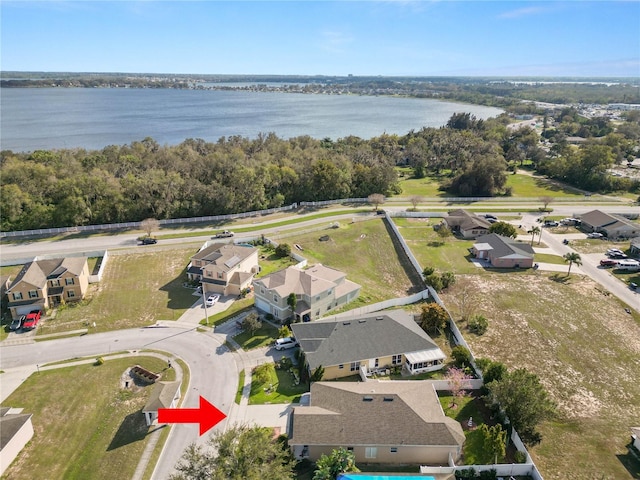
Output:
[253, 264, 361, 323]
[5, 257, 89, 319]
[580, 210, 639, 239]
[444, 209, 491, 239]
[289, 381, 465, 465]
[187, 243, 259, 297]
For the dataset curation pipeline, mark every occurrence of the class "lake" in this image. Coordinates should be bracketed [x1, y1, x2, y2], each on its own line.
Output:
[0, 88, 503, 152]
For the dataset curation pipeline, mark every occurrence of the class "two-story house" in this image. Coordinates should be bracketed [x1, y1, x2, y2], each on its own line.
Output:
[253, 264, 361, 323]
[187, 243, 259, 297]
[6, 257, 90, 319]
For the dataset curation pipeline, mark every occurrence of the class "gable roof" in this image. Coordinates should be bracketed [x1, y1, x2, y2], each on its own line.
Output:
[143, 381, 181, 412]
[473, 233, 534, 260]
[446, 209, 491, 231]
[580, 210, 636, 230]
[0, 410, 33, 450]
[290, 381, 465, 447]
[291, 310, 442, 371]
[192, 243, 257, 274]
[7, 257, 87, 292]
[256, 264, 358, 298]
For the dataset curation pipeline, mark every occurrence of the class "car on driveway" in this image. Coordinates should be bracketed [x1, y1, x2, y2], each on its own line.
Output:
[544, 220, 559, 227]
[274, 337, 298, 350]
[9, 315, 25, 331]
[205, 294, 220, 307]
[23, 310, 42, 330]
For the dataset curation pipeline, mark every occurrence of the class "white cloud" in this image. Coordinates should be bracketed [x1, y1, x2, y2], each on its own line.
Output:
[319, 29, 354, 53]
[498, 5, 547, 19]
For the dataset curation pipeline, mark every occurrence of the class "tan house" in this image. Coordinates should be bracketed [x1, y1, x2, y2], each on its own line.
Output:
[0, 407, 34, 476]
[5, 257, 90, 319]
[254, 264, 361, 323]
[290, 310, 446, 380]
[444, 209, 491, 239]
[187, 243, 259, 297]
[142, 381, 182, 426]
[580, 210, 639, 239]
[289, 381, 465, 465]
[470, 233, 535, 269]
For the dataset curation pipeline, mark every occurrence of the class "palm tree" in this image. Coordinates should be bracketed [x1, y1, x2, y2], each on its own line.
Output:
[528, 226, 541, 246]
[563, 252, 582, 276]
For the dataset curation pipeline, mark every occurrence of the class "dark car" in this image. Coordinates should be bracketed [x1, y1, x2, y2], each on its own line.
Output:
[9, 315, 25, 331]
[140, 237, 158, 245]
[23, 310, 42, 330]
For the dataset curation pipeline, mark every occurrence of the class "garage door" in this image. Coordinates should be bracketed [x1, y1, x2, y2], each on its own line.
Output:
[15, 305, 37, 316]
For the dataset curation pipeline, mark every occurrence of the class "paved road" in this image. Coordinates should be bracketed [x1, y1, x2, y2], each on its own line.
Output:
[0, 326, 237, 479]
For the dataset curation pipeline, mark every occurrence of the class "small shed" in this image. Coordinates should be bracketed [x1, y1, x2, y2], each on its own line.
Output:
[142, 381, 182, 426]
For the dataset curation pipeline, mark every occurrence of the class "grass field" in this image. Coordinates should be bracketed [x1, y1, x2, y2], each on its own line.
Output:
[233, 322, 279, 350]
[2, 356, 174, 480]
[439, 273, 640, 480]
[569, 238, 633, 255]
[248, 362, 307, 405]
[504, 173, 584, 198]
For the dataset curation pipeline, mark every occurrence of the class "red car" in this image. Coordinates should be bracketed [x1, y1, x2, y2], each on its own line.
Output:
[23, 310, 42, 329]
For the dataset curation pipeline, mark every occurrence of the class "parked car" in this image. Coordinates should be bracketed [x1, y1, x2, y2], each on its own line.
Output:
[23, 310, 42, 330]
[484, 214, 497, 220]
[562, 239, 570, 245]
[630, 282, 638, 290]
[607, 248, 623, 255]
[587, 232, 604, 239]
[274, 337, 299, 351]
[9, 315, 25, 331]
[140, 237, 158, 245]
[213, 230, 234, 239]
[609, 253, 628, 259]
[600, 259, 618, 268]
[205, 294, 220, 307]
[544, 221, 559, 227]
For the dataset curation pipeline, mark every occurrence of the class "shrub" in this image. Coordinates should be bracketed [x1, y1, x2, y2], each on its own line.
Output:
[514, 450, 527, 463]
[468, 315, 488, 335]
[479, 469, 497, 480]
[275, 243, 291, 257]
[451, 345, 472, 368]
[94, 357, 104, 366]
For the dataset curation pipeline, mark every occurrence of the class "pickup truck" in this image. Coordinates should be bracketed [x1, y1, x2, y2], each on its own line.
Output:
[23, 310, 42, 330]
[213, 230, 234, 239]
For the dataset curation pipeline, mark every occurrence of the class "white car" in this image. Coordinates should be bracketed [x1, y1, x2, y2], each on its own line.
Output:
[587, 232, 604, 239]
[274, 337, 298, 351]
[205, 294, 220, 307]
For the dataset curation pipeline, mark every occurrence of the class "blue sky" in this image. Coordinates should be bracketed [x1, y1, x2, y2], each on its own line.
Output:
[2, 1, 639, 77]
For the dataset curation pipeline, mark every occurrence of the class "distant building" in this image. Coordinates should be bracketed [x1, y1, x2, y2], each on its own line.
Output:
[580, 210, 639, 239]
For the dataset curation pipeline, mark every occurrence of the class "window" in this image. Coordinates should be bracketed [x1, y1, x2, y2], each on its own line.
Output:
[273, 295, 278, 302]
[363, 396, 373, 402]
[392, 354, 402, 365]
[374, 358, 379, 368]
[28, 290, 38, 299]
[390, 447, 398, 453]
[12, 292, 23, 300]
[365, 447, 377, 459]
[206, 270, 212, 277]
[261, 288, 265, 294]
[65, 277, 74, 285]
[350, 362, 359, 372]
[339, 364, 344, 369]
[217, 272, 223, 279]
[50, 279, 60, 287]
[347, 447, 354, 452]
[67, 290, 75, 298]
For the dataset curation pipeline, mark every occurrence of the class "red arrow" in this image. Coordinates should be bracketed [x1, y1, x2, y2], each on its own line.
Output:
[158, 396, 226, 436]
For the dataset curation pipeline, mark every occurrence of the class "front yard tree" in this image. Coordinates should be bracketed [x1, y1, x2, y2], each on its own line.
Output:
[528, 225, 541, 245]
[479, 423, 507, 464]
[242, 312, 262, 337]
[419, 303, 449, 335]
[489, 221, 517, 238]
[486, 368, 556, 445]
[563, 252, 582, 276]
[171, 424, 295, 480]
[367, 193, 385, 211]
[140, 217, 160, 238]
[313, 447, 360, 480]
[409, 195, 424, 211]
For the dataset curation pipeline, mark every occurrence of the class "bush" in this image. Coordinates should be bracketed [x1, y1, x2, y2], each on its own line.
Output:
[468, 315, 488, 335]
[94, 357, 104, 366]
[455, 467, 477, 479]
[479, 469, 497, 480]
[514, 450, 527, 463]
[451, 345, 472, 368]
[275, 243, 291, 258]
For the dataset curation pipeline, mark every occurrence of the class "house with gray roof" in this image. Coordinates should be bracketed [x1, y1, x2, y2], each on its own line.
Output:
[142, 380, 181, 426]
[254, 264, 361, 323]
[5, 257, 89, 319]
[0, 407, 34, 475]
[289, 381, 465, 465]
[580, 210, 639, 239]
[187, 242, 259, 297]
[470, 233, 535, 269]
[290, 310, 445, 380]
[444, 209, 491, 239]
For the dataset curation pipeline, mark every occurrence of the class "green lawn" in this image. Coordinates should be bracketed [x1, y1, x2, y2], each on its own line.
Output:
[233, 323, 279, 350]
[248, 362, 308, 405]
[504, 173, 584, 198]
[396, 172, 446, 197]
[534, 253, 566, 265]
[235, 369, 246, 404]
[2, 356, 173, 480]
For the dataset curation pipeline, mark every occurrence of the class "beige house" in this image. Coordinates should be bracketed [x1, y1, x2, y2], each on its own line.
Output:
[0, 407, 34, 476]
[291, 310, 446, 380]
[142, 381, 182, 426]
[470, 233, 535, 269]
[5, 257, 90, 319]
[580, 210, 639, 239]
[444, 209, 491, 239]
[187, 243, 259, 297]
[289, 381, 465, 465]
[254, 264, 361, 323]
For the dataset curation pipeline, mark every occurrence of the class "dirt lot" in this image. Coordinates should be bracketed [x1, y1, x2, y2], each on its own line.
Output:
[440, 272, 640, 480]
